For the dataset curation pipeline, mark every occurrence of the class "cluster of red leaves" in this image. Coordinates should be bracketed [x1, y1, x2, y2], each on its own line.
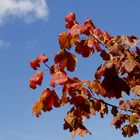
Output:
[29, 12, 140, 138]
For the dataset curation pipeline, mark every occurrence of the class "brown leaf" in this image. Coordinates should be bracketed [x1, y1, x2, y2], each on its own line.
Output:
[111, 107, 118, 116]
[122, 125, 138, 137]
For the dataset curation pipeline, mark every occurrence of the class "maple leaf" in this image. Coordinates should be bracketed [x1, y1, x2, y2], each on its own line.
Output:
[29, 71, 44, 89]
[54, 49, 77, 71]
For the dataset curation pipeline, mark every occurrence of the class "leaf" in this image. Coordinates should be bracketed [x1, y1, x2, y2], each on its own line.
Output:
[65, 12, 76, 22]
[38, 54, 48, 63]
[130, 113, 140, 125]
[29, 71, 44, 89]
[111, 114, 128, 129]
[100, 50, 110, 61]
[92, 80, 106, 96]
[30, 54, 48, 70]
[68, 24, 88, 37]
[100, 102, 108, 118]
[58, 32, 71, 49]
[75, 40, 94, 57]
[84, 18, 95, 31]
[87, 38, 102, 52]
[50, 71, 67, 87]
[65, 12, 76, 29]
[111, 107, 118, 116]
[101, 66, 130, 98]
[131, 85, 140, 96]
[121, 59, 137, 73]
[33, 88, 60, 117]
[122, 125, 138, 137]
[71, 124, 91, 138]
[64, 109, 91, 138]
[54, 49, 77, 71]
[119, 36, 140, 50]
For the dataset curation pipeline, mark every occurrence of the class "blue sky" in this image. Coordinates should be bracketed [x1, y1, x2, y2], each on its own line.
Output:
[0, 0, 140, 140]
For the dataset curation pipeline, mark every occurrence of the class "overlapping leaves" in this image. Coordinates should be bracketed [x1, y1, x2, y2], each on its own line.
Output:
[29, 12, 140, 138]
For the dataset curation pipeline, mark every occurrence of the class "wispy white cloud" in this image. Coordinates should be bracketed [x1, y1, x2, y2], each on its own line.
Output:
[0, 40, 10, 49]
[0, 0, 49, 25]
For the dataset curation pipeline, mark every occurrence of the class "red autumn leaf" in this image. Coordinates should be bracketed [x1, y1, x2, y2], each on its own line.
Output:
[84, 18, 95, 30]
[38, 54, 48, 63]
[68, 24, 88, 37]
[54, 49, 77, 71]
[30, 54, 48, 70]
[33, 88, 60, 117]
[29, 71, 44, 89]
[65, 12, 76, 22]
[30, 59, 40, 70]
[75, 40, 94, 57]
[50, 71, 67, 87]
[65, 12, 76, 29]
[58, 32, 71, 49]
